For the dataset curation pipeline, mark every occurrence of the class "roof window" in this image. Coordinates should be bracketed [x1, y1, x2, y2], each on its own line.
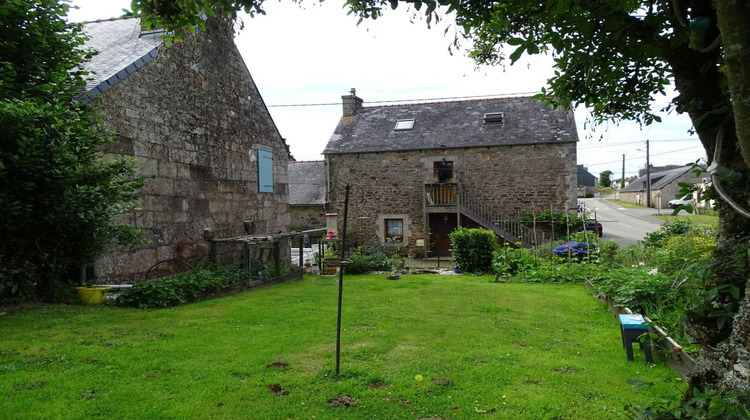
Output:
[483, 112, 504, 125]
[395, 119, 415, 131]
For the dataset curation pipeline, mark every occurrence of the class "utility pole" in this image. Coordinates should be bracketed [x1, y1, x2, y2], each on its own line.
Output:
[621, 154, 625, 189]
[646, 140, 652, 208]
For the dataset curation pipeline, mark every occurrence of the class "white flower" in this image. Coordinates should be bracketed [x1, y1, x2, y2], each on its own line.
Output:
[648, 268, 659, 275]
[638, 262, 646, 267]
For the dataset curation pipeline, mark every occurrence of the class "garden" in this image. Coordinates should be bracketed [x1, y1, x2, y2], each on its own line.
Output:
[3, 216, 747, 419]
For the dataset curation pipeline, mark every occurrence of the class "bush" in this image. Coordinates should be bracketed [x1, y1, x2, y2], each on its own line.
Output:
[345, 246, 393, 274]
[493, 245, 535, 277]
[449, 228, 498, 273]
[116, 268, 248, 308]
[642, 219, 695, 248]
[520, 209, 585, 237]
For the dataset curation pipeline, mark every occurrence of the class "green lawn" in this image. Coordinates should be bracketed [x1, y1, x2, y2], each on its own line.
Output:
[1, 274, 681, 419]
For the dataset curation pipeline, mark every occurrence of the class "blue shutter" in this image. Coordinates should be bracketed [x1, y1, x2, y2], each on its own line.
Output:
[258, 150, 274, 193]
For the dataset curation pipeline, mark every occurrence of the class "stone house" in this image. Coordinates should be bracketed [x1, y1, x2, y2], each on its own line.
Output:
[619, 166, 702, 208]
[288, 160, 327, 231]
[577, 165, 598, 197]
[80, 18, 290, 283]
[323, 91, 578, 256]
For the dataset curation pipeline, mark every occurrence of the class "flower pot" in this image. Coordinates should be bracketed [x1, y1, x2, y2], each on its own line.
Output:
[76, 286, 111, 305]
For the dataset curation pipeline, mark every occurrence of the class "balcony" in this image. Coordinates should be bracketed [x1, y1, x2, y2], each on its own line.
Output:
[425, 182, 458, 208]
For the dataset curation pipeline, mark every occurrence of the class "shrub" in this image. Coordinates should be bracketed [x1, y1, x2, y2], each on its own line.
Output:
[116, 268, 248, 308]
[642, 219, 695, 248]
[493, 245, 536, 277]
[345, 246, 393, 274]
[520, 209, 585, 237]
[449, 228, 498, 273]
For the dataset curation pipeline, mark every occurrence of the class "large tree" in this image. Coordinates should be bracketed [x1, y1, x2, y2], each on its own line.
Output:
[0, 0, 144, 302]
[129, 0, 750, 398]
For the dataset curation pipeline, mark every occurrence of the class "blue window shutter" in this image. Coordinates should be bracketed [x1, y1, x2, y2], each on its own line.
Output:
[258, 150, 274, 193]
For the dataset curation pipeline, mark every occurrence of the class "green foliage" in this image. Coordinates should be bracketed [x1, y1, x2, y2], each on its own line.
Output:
[599, 170, 613, 188]
[492, 245, 535, 277]
[448, 227, 498, 273]
[346, 246, 394, 274]
[520, 209, 584, 237]
[627, 379, 750, 419]
[0, 1, 144, 302]
[642, 220, 696, 248]
[116, 268, 248, 308]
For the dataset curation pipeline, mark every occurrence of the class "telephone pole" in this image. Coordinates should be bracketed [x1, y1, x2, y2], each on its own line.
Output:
[646, 140, 652, 208]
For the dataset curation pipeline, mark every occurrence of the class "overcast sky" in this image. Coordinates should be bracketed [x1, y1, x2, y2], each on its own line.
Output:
[68, 0, 705, 179]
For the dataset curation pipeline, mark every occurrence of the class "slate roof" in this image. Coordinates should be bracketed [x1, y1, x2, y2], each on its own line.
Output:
[323, 96, 578, 155]
[77, 18, 164, 103]
[577, 165, 598, 187]
[621, 166, 698, 192]
[288, 161, 326, 205]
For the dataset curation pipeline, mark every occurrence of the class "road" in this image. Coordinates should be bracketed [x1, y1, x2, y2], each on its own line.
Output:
[579, 197, 665, 246]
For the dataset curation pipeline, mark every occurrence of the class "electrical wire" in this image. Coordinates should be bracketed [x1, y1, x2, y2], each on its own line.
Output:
[710, 125, 750, 219]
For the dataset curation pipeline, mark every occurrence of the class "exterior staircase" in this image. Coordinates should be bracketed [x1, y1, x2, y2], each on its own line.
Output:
[459, 194, 535, 248]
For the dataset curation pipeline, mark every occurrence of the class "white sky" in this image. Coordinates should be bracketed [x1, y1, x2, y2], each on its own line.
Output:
[68, 0, 705, 180]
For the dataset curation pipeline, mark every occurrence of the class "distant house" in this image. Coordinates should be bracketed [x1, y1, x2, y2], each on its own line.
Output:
[80, 18, 290, 283]
[323, 91, 578, 256]
[288, 161, 327, 231]
[577, 165, 598, 197]
[619, 166, 702, 208]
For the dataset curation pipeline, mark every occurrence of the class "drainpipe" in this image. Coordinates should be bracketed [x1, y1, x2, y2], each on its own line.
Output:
[325, 154, 331, 213]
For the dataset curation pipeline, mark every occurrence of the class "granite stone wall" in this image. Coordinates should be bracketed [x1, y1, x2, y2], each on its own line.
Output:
[326, 142, 577, 253]
[290, 205, 326, 232]
[93, 20, 289, 283]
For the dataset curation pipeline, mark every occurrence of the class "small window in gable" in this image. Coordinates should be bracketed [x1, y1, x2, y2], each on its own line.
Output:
[395, 119, 415, 131]
[258, 149, 274, 193]
[483, 112, 504, 125]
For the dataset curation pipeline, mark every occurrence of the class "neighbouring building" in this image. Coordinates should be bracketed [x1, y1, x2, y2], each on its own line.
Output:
[80, 17, 290, 283]
[323, 91, 578, 256]
[288, 160, 327, 231]
[619, 166, 702, 208]
[577, 165, 598, 197]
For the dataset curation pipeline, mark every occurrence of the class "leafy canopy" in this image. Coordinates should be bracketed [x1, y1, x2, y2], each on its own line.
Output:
[0, 0, 144, 302]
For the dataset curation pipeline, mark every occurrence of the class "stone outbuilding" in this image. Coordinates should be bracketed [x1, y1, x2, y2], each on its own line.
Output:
[80, 18, 290, 283]
[323, 91, 578, 256]
[619, 166, 702, 208]
[288, 161, 327, 231]
[577, 165, 598, 197]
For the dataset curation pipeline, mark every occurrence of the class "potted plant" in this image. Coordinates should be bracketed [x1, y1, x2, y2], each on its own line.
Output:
[75, 265, 110, 305]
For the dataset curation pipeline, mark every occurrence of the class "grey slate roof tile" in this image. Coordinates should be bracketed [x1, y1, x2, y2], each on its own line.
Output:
[288, 161, 327, 205]
[77, 17, 164, 103]
[323, 96, 578, 154]
[621, 166, 698, 192]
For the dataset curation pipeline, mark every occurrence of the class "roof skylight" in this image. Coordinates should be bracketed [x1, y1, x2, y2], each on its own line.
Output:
[395, 119, 415, 131]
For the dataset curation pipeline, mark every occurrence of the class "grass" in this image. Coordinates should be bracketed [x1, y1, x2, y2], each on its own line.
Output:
[1, 274, 682, 419]
[606, 198, 718, 228]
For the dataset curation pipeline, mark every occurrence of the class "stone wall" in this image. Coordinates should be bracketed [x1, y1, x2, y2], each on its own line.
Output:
[326, 142, 577, 254]
[93, 20, 289, 283]
[290, 205, 326, 232]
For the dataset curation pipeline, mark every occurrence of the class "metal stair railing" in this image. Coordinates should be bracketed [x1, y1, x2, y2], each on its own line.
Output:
[459, 193, 534, 248]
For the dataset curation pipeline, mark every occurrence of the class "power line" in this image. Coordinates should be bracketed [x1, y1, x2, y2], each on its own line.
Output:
[266, 91, 543, 108]
[581, 145, 705, 167]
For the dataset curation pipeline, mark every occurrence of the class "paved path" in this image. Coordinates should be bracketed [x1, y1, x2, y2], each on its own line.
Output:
[580, 197, 664, 246]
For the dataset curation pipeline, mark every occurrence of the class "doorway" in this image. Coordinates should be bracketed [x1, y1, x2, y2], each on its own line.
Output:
[429, 213, 457, 256]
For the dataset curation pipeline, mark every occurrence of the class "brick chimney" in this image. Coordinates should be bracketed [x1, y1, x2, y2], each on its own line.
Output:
[342, 88, 363, 117]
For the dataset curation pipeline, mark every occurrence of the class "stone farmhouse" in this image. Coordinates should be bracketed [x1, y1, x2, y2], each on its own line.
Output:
[619, 166, 702, 208]
[323, 91, 578, 256]
[80, 18, 290, 283]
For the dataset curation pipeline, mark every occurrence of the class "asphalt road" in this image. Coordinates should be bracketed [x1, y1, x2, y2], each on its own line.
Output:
[579, 197, 665, 246]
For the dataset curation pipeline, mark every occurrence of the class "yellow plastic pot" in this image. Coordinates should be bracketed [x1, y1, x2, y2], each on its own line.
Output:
[76, 286, 110, 305]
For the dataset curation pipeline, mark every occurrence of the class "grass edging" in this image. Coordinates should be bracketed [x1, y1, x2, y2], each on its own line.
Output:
[585, 281, 697, 378]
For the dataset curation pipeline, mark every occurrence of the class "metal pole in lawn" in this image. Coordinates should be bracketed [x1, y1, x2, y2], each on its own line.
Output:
[335, 183, 351, 377]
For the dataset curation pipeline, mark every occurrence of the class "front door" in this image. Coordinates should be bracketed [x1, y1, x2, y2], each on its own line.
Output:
[430, 213, 457, 256]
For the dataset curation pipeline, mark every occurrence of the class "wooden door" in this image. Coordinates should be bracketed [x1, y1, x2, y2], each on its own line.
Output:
[429, 213, 457, 256]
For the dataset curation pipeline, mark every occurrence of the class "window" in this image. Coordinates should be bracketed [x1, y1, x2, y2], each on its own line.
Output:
[395, 119, 415, 131]
[483, 112, 504, 125]
[258, 149, 273, 193]
[385, 219, 403, 241]
[434, 160, 454, 183]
